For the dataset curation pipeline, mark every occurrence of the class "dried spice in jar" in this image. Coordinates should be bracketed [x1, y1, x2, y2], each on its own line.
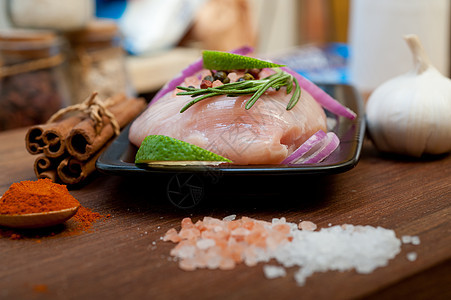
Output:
[0, 29, 70, 131]
[64, 20, 134, 104]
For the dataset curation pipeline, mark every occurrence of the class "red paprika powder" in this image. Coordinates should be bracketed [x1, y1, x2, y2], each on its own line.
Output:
[0, 179, 108, 239]
[0, 178, 80, 214]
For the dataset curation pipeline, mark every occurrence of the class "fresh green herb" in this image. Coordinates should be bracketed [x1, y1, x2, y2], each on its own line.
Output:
[177, 70, 301, 113]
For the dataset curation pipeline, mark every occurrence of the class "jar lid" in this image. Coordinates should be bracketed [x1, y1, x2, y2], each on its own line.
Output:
[0, 29, 56, 43]
[66, 19, 120, 44]
[0, 29, 61, 59]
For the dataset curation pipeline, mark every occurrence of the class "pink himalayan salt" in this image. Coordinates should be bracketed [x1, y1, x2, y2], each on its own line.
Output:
[299, 221, 318, 231]
[212, 80, 223, 87]
[163, 216, 292, 271]
[163, 228, 181, 243]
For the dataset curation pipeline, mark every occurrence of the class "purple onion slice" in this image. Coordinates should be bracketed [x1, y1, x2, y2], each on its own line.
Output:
[281, 130, 327, 164]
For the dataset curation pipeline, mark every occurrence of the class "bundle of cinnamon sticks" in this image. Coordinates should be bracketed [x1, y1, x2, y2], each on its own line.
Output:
[25, 93, 146, 185]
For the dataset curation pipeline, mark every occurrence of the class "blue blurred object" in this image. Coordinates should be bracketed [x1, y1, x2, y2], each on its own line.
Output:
[95, 0, 127, 19]
[271, 43, 350, 85]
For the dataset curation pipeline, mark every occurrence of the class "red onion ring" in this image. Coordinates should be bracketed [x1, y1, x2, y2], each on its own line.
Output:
[283, 131, 340, 164]
[281, 130, 327, 164]
[281, 67, 357, 120]
[302, 132, 340, 164]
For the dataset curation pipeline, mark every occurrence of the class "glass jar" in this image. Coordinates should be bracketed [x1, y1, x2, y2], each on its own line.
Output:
[64, 19, 134, 104]
[0, 29, 70, 131]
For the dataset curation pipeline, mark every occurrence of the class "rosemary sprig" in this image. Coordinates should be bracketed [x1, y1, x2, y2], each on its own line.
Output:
[177, 70, 301, 113]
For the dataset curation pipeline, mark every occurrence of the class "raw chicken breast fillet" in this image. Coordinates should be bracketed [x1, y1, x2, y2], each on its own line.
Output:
[129, 74, 327, 164]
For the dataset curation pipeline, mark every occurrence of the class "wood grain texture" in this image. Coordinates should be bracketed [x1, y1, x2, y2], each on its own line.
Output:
[0, 128, 450, 300]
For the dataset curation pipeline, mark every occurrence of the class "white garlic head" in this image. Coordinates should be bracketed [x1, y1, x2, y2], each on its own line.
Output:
[366, 34, 451, 157]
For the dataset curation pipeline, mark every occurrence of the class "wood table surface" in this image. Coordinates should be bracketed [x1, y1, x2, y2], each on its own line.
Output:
[0, 127, 450, 300]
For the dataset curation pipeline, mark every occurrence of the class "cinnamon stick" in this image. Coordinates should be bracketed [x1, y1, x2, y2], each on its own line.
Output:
[25, 126, 46, 155]
[34, 155, 64, 182]
[66, 96, 146, 161]
[57, 149, 103, 185]
[27, 92, 146, 186]
[25, 115, 84, 157]
[36, 170, 58, 182]
[42, 115, 84, 158]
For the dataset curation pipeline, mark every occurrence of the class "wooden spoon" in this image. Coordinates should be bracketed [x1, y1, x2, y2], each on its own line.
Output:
[0, 206, 79, 229]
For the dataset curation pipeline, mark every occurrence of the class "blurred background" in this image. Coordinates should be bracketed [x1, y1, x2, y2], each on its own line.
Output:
[0, 0, 449, 131]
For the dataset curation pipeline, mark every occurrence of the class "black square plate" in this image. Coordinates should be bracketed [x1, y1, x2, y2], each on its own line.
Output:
[96, 84, 365, 177]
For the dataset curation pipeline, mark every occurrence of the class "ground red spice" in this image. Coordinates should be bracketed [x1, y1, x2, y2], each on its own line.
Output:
[0, 179, 110, 239]
[0, 179, 80, 214]
[69, 206, 108, 233]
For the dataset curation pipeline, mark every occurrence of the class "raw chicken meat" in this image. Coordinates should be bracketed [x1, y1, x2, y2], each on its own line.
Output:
[129, 71, 327, 164]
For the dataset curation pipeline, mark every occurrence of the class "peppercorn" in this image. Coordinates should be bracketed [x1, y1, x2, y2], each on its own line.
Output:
[203, 75, 214, 82]
[214, 71, 228, 82]
[200, 79, 213, 89]
[238, 73, 255, 82]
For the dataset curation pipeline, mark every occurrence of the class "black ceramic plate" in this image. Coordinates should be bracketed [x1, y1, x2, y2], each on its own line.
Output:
[96, 84, 365, 177]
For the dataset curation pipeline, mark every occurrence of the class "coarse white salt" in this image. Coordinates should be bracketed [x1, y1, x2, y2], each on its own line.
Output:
[263, 265, 287, 279]
[402, 235, 421, 245]
[411, 236, 420, 245]
[407, 252, 418, 261]
[223, 214, 237, 221]
[273, 224, 402, 286]
[402, 235, 412, 244]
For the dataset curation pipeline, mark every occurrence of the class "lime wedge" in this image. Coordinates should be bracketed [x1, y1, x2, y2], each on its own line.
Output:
[202, 50, 284, 70]
[135, 135, 232, 164]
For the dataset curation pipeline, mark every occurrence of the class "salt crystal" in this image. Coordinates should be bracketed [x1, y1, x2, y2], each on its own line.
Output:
[263, 265, 286, 279]
[298, 221, 317, 231]
[196, 238, 216, 250]
[272, 217, 286, 224]
[219, 257, 235, 270]
[223, 214, 237, 221]
[231, 227, 250, 237]
[213, 226, 223, 232]
[206, 254, 221, 269]
[179, 258, 196, 271]
[402, 235, 420, 245]
[407, 252, 417, 261]
[401, 235, 412, 244]
[177, 245, 196, 259]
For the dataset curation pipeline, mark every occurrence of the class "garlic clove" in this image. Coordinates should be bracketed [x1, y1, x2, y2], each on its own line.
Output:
[366, 34, 451, 157]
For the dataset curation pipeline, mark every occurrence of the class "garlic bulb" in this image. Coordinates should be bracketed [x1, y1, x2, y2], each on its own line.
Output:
[366, 34, 451, 157]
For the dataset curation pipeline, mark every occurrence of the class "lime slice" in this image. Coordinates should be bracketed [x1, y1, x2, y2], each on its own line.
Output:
[202, 50, 284, 70]
[135, 135, 232, 164]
